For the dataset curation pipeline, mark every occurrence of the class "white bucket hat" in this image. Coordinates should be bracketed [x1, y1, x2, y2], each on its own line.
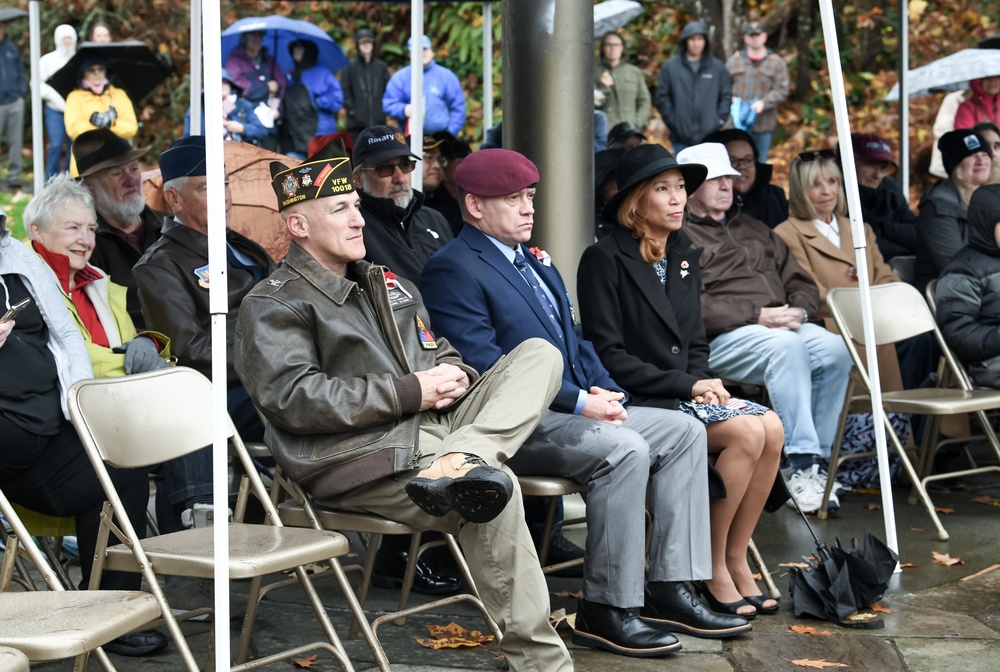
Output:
[677, 143, 742, 181]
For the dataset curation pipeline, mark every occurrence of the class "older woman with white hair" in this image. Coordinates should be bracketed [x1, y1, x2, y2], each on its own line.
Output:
[0, 202, 168, 656]
[25, 173, 171, 376]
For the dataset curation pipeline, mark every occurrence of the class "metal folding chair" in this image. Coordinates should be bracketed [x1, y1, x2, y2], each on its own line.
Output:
[0, 486, 161, 672]
[517, 475, 587, 574]
[66, 367, 387, 672]
[269, 465, 502, 644]
[827, 283, 1000, 539]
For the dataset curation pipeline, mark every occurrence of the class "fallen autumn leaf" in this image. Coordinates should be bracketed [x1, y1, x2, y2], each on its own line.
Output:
[291, 654, 318, 668]
[866, 502, 881, 510]
[783, 656, 849, 668]
[416, 622, 495, 650]
[931, 551, 964, 566]
[790, 624, 831, 635]
[934, 507, 955, 514]
[961, 563, 1000, 581]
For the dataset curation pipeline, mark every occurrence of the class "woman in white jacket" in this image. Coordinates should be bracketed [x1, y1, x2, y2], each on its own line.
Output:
[39, 24, 76, 179]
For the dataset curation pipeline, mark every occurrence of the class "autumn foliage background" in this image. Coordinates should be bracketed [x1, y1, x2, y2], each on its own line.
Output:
[3, 0, 999, 200]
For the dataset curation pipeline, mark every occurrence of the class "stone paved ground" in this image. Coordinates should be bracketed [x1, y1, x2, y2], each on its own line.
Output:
[22, 448, 1000, 671]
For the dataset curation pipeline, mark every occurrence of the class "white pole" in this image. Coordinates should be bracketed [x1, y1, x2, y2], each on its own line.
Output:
[483, 2, 493, 139]
[410, 0, 424, 190]
[900, 1, 909, 196]
[200, 0, 232, 666]
[190, 0, 202, 135]
[29, 1, 43, 193]
[817, 0, 899, 559]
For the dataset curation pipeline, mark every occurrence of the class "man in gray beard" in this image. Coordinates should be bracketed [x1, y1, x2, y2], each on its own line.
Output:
[73, 128, 164, 328]
[351, 124, 453, 283]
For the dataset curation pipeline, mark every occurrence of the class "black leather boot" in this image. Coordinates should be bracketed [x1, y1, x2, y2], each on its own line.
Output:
[573, 598, 682, 657]
[640, 581, 752, 639]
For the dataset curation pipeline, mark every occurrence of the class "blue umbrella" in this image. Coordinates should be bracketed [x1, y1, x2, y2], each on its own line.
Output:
[221, 16, 348, 75]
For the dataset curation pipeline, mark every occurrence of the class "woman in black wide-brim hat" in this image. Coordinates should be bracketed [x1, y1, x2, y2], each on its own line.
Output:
[576, 143, 784, 618]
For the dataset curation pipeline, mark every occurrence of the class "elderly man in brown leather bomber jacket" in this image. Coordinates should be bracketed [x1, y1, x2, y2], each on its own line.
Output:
[134, 136, 275, 533]
[234, 142, 574, 672]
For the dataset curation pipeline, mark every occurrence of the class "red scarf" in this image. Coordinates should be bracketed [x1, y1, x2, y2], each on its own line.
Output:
[33, 241, 109, 347]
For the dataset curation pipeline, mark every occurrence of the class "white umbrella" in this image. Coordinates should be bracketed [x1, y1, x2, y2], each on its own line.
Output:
[593, 0, 644, 37]
[818, 0, 899, 562]
[886, 47, 1000, 100]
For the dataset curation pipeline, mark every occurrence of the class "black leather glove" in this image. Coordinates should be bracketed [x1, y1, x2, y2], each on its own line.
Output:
[114, 337, 169, 374]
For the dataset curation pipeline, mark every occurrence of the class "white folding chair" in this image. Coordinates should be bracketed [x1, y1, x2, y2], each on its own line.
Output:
[827, 283, 1000, 540]
[66, 367, 388, 671]
[0, 646, 28, 672]
[0, 486, 161, 672]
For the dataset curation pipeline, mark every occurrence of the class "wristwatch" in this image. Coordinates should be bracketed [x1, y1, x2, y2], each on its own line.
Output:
[800, 308, 809, 323]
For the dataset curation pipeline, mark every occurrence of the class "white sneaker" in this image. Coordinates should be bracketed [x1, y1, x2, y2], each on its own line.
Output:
[785, 465, 841, 513]
[814, 467, 843, 513]
[785, 465, 826, 513]
[180, 503, 233, 529]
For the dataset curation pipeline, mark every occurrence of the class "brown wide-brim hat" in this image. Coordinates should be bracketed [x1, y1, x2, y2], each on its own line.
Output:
[73, 128, 150, 178]
[602, 143, 707, 224]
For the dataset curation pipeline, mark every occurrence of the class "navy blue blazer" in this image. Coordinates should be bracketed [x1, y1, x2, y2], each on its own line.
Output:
[421, 225, 620, 413]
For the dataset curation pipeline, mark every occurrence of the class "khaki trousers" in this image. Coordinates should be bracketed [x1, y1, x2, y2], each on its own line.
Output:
[325, 338, 574, 672]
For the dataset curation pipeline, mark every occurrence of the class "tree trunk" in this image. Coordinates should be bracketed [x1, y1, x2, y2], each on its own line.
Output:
[794, 0, 814, 102]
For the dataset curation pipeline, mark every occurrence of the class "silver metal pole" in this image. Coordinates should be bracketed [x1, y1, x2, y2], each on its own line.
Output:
[200, 0, 232, 664]
[899, 1, 909, 197]
[190, 0, 202, 135]
[29, 1, 43, 192]
[410, 0, 424, 190]
[817, 0, 899, 559]
[483, 2, 493, 138]
[504, 0, 593, 299]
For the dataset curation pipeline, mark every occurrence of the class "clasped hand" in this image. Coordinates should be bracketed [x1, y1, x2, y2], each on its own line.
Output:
[691, 378, 730, 406]
[415, 363, 470, 410]
[582, 386, 628, 425]
[757, 304, 804, 331]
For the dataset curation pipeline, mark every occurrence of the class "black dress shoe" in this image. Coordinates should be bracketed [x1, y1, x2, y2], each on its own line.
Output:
[406, 455, 514, 523]
[103, 629, 169, 657]
[573, 599, 681, 658]
[371, 550, 462, 596]
[543, 534, 585, 578]
[640, 581, 752, 639]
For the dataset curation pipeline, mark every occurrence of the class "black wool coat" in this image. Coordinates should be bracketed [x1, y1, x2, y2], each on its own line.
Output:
[577, 224, 713, 409]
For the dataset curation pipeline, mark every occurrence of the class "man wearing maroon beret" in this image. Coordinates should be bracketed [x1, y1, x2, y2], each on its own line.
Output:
[421, 148, 749, 658]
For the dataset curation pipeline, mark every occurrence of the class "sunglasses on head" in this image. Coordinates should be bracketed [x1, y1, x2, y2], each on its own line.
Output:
[362, 159, 418, 178]
[797, 149, 837, 163]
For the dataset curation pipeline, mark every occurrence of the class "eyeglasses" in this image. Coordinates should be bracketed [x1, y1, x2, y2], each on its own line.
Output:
[797, 149, 837, 163]
[361, 159, 417, 178]
[424, 153, 449, 168]
[729, 156, 755, 169]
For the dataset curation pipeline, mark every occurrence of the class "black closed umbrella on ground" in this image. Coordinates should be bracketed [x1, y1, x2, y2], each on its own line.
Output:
[787, 495, 898, 628]
[830, 532, 898, 607]
[46, 40, 172, 103]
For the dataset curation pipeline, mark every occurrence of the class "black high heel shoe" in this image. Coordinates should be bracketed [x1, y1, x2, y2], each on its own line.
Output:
[742, 593, 780, 615]
[695, 582, 757, 620]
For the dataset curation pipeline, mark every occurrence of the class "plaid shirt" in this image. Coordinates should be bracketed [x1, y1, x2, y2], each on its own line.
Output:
[725, 49, 789, 133]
